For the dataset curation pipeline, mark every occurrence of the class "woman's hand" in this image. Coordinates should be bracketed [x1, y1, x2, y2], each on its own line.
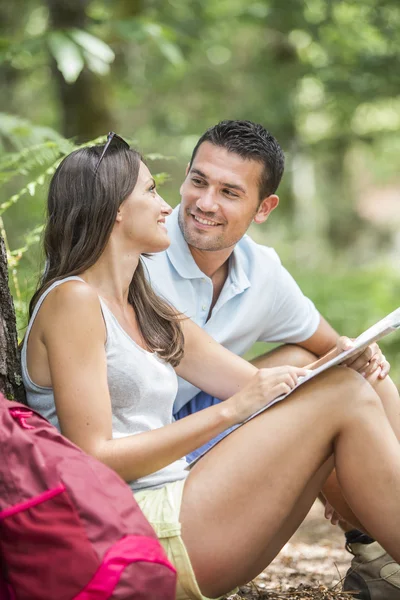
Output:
[227, 366, 308, 424]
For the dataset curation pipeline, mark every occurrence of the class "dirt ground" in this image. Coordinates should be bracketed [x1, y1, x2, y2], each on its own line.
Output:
[225, 501, 354, 600]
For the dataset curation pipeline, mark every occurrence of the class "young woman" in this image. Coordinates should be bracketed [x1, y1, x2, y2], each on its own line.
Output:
[22, 134, 400, 600]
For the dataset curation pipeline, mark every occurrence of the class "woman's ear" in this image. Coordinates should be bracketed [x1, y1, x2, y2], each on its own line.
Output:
[253, 194, 279, 224]
[115, 207, 123, 223]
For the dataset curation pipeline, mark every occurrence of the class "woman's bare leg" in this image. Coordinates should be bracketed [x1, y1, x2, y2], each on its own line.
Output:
[180, 368, 400, 598]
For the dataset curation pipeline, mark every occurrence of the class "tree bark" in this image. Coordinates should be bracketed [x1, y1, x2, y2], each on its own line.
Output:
[0, 234, 25, 403]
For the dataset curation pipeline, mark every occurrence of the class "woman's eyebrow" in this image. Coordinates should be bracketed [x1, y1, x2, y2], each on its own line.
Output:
[145, 177, 156, 187]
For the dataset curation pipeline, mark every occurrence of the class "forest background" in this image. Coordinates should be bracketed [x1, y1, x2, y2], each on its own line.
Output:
[1, 0, 400, 382]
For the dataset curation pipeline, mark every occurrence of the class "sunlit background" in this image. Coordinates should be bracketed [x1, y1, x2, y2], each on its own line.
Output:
[1, 0, 399, 377]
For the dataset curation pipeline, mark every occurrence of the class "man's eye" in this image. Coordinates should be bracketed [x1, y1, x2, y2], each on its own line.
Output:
[223, 189, 238, 198]
[191, 178, 204, 186]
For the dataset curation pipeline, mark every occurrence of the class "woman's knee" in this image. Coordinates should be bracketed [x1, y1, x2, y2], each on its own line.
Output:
[304, 367, 382, 419]
[324, 366, 384, 416]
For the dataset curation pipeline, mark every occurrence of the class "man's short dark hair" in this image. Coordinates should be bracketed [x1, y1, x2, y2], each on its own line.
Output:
[189, 120, 285, 200]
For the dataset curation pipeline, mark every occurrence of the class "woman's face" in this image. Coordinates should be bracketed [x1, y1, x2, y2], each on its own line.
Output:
[116, 161, 172, 254]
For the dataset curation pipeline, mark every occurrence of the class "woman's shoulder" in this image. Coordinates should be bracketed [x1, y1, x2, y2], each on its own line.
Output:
[40, 279, 103, 327]
[47, 278, 97, 303]
[28, 278, 106, 356]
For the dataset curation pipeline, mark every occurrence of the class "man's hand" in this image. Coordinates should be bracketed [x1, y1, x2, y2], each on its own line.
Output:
[324, 499, 346, 527]
[337, 336, 390, 380]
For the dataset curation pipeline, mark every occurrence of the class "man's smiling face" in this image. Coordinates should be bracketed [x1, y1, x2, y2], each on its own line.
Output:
[178, 142, 267, 252]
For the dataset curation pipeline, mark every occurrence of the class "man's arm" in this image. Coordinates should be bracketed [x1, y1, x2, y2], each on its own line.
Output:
[296, 315, 339, 357]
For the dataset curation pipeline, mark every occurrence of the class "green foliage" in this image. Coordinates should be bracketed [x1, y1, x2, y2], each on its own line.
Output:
[297, 264, 400, 384]
[0, 113, 66, 150]
[47, 29, 115, 82]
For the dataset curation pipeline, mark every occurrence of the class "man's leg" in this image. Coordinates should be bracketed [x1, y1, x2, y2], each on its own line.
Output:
[250, 343, 317, 369]
[337, 375, 400, 599]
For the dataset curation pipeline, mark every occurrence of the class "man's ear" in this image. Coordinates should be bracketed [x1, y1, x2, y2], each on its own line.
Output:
[253, 194, 279, 224]
[180, 163, 190, 196]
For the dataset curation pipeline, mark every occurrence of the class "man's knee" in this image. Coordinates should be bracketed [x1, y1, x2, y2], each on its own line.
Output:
[251, 344, 317, 369]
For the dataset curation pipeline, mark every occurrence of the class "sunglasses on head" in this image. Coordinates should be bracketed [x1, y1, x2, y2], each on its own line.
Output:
[94, 132, 130, 174]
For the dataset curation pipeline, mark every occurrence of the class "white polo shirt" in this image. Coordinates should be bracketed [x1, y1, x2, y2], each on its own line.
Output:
[143, 206, 320, 412]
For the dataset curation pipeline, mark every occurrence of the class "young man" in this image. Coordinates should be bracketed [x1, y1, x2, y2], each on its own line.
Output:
[143, 120, 399, 599]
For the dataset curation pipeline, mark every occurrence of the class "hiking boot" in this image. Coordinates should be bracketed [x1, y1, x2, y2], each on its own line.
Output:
[343, 541, 400, 599]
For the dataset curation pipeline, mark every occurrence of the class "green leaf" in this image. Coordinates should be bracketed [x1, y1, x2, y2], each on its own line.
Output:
[145, 153, 176, 161]
[70, 29, 115, 65]
[141, 22, 184, 66]
[82, 51, 110, 76]
[154, 172, 172, 186]
[157, 38, 184, 65]
[47, 31, 84, 83]
[27, 182, 36, 196]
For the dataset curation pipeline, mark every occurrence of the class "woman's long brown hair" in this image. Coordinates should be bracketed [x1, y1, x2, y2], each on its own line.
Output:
[29, 143, 184, 366]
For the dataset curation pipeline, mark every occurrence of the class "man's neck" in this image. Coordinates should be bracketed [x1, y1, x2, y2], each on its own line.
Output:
[189, 245, 233, 317]
[189, 245, 233, 279]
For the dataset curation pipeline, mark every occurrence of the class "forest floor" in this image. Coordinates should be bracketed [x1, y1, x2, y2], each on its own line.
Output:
[225, 501, 355, 600]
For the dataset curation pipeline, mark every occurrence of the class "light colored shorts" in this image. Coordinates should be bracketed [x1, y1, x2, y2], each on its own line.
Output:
[134, 479, 232, 600]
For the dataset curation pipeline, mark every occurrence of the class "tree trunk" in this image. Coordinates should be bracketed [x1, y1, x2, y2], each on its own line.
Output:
[0, 234, 25, 403]
[0, 3, 21, 114]
[46, 0, 115, 141]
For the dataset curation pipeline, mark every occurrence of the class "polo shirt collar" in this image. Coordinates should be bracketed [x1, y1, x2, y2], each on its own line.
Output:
[166, 206, 251, 294]
[229, 246, 251, 294]
[166, 207, 204, 279]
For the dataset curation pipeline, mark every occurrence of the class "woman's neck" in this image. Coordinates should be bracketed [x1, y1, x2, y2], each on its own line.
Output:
[80, 243, 140, 307]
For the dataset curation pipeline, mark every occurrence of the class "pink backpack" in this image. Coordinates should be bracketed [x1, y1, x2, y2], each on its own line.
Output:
[0, 394, 177, 600]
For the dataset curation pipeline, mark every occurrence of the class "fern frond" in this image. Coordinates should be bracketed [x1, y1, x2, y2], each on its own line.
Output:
[8, 224, 44, 267]
[0, 141, 74, 187]
[0, 133, 114, 215]
[0, 141, 72, 170]
[0, 113, 65, 150]
[0, 158, 62, 216]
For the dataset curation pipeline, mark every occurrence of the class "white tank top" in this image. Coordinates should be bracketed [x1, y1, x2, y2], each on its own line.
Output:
[21, 276, 188, 491]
